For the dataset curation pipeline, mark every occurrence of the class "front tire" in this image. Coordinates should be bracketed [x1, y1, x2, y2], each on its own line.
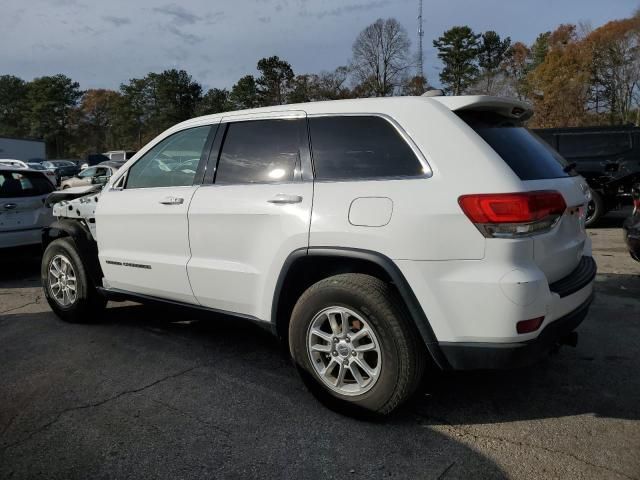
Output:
[41, 238, 106, 322]
[289, 274, 425, 416]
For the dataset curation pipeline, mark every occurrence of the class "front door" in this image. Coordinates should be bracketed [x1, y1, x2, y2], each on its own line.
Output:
[187, 114, 313, 320]
[96, 124, 214, 303]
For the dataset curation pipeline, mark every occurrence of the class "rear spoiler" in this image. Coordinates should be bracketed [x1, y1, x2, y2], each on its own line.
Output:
[431, 95, 533, 121]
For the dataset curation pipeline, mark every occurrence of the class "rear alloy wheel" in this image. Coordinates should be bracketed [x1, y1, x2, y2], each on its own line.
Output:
[307, 306, 382, 396]
[289, 273, 425, 416]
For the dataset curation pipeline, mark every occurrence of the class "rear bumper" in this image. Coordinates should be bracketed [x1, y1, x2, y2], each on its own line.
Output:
[439, 293, 593, 370]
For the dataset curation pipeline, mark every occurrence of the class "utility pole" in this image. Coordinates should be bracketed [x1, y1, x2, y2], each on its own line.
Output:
[417, 0, 424, 79]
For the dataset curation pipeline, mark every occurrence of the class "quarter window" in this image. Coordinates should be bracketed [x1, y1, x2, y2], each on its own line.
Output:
[215, 119, 302, 185]
[126, 126, 210, 189]
[308, 116, 424, 180]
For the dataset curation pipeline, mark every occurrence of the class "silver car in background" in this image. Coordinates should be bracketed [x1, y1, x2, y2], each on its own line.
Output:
[0, 166, 55, 248]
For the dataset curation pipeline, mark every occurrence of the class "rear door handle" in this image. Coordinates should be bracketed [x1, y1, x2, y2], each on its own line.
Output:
[267, 194, 303, 204]
[3, 203, 17, 210]
[159, 196, 184, 205]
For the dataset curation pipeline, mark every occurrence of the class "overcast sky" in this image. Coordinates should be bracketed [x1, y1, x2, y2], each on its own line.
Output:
[1, 0, 638, 91]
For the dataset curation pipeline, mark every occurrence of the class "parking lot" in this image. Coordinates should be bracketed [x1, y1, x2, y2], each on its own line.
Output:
[0, 212, 638, 480]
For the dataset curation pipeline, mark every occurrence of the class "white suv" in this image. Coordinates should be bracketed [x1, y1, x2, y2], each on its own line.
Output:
[41, 96, 596, 415]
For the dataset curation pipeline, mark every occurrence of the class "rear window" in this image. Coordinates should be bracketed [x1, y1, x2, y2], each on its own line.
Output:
[309, 116, 424, 181]
[458, 111, 575, 180]
[0, 171, 55, 198]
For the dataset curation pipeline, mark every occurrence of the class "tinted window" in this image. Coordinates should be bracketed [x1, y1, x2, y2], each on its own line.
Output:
[458, 111, 575, 180]
[0, 171, 55, 198]
[215, 119, 302, 185]
[309, 116, 423, 181]
[126, 126, 210, 189]
[110, 152, 125, 161]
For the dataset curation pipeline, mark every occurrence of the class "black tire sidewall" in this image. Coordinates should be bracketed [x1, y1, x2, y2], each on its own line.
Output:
[585, 189, 604, 227]
[290, 282, 405, 415]
[41, 238, 104, 322]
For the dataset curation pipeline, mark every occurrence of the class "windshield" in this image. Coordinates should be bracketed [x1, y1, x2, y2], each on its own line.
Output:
[458, 110, 576, 180]
[53, 161, 76, 167]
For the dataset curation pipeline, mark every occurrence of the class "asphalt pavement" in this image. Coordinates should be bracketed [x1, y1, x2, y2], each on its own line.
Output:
[0, 211, 638, 479]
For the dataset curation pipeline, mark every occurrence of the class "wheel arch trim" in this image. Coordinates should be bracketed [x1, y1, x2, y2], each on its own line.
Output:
[271, 246, 450, 369]
[42, 219, 103, 288]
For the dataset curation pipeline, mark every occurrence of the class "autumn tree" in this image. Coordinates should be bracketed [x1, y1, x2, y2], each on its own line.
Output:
[502, 42, 531, 100]
[74, 89, 122, 155]
[433, 26, 481, 95]
[526, 25, 592, 127]
[351, 18, 411, 96]
[586, 16, 640, 124]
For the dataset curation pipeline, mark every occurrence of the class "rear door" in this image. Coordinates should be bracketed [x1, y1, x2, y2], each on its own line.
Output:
[96, 124, 215, 303]
[187, 113, 313, 319]
[459, 111, 590, 282]
[0, 170, 54, 239]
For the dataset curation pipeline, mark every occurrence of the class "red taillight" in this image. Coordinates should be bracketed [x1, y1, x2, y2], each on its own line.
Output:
[458, 191, 566, 238]
[516, 316, 544, 334]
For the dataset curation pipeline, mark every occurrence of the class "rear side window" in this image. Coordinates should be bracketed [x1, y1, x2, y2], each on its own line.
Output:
[309, 116, 424, 181]
[215, 119, 303, 185]
[458, 111, 575, 180]
[0, 171, 54, 197]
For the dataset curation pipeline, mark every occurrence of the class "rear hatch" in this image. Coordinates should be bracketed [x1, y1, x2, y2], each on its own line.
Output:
[456, 108, 590, 283]
[0, 170, 55, 233]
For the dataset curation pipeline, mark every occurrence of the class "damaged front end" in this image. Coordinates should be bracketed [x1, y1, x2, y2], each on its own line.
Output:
[46, 185, 103, 240]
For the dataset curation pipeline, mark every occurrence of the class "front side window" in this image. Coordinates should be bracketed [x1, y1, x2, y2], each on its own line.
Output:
[126, 126, 210, 189]
[308, 116, 424, 181]
[78, 167, 97, 178]
[215, 119, 303, 185]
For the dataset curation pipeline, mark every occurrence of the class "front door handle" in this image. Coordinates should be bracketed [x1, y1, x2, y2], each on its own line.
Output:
[3, 203, 17, 210]
[159, 196, 184, 205]
[267, 194, 303, 205]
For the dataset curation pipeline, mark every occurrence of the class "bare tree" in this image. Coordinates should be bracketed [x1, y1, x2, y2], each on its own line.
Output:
[351, 18, 411, 97]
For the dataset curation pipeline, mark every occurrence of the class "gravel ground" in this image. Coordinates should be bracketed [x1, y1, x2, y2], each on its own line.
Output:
[0, 211, 638, 479]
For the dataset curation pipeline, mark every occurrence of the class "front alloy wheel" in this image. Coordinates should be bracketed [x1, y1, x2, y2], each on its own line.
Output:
[307, 306, 382, 396]
[48, 254, 78, 307]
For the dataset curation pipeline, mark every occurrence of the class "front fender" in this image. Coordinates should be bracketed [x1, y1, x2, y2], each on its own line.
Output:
[42, 219, 103, 288]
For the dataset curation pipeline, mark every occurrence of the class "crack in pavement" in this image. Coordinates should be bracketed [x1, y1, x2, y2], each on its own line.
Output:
[436, 461, 456, 479]
[150, 398, 232, 437]
[413, 412, 638, 480]
[0, 364, 202, 455]
[0, 297, 42, 316]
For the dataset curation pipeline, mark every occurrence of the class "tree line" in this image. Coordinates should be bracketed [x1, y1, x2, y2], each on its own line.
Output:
[0, 13, 638, 159]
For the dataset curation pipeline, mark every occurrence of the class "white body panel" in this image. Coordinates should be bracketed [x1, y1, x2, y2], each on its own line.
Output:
[187, 182, 312, 319]
[82, 95, 594, 351]
[96, 185, 198, 303]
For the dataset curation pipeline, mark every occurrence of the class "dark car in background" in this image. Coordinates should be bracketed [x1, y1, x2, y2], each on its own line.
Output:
[41, 160, 81, 184]
[623, 184, 640, 261]
[535, 125, 640, 226]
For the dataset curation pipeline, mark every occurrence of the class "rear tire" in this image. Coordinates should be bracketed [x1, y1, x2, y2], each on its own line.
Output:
[289, 273, 425, 416]
[41, 238, 106, 323]
[585, 189, 604, 227]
